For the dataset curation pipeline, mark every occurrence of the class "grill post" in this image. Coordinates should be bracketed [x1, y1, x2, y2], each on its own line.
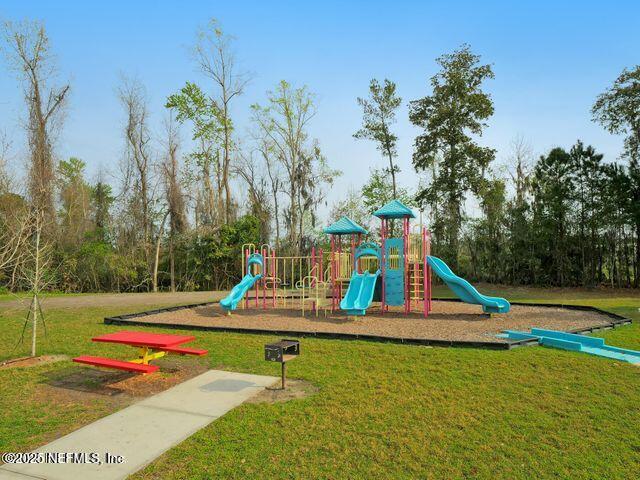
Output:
[264, 339, 300, 390]
[281, 362, 286, 389]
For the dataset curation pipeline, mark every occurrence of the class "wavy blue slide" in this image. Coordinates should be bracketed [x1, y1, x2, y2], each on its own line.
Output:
[220, 273, 262, 312]
[427, 256, 510, 313]
[220, 253, 263, 313]
[340, 270, 380, 316]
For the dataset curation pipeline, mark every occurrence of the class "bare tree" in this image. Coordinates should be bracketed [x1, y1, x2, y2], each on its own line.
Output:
[2, 21, 69, 222]
[151, 210, 169, 293]
[117, 76, 154, 270]
[166, 82, 223, 227]
[198, 138, 219, 226]
[0, 130, 14, 193]
[507, 135, 533, 207]
[0, 208, 31, 275]
[194, 19, 250, 224]
[161, 115, 186, 292]
[354, 78, 402, 199]
[57, 157, 93, 249]
[259, 136, 282, 249]
[17, 210, 55, 356]
[234, 151, 271, 241]
[251, 81, 318, 253]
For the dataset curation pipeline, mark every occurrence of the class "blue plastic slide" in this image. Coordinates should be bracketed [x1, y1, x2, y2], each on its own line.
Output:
[220, 253, 263, 312]
[500, 329, 640, 364]
[426, 256, 510, 313]
[340, 270, 380, 316]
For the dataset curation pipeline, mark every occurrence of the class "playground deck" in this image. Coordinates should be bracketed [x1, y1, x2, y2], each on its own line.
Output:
[105, 301, 626, 348]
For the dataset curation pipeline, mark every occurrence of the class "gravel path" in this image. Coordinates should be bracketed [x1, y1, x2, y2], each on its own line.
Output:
[131, 301, 614, 344]
[0, 291, 226, 310]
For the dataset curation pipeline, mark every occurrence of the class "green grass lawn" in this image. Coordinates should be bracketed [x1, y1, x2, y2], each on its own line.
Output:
[1, 287, 639, 479]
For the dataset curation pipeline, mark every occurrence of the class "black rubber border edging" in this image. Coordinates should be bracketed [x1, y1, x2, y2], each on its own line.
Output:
[103, 297, 632, 351]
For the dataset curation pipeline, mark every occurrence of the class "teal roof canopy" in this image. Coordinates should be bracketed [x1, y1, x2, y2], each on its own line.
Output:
[323, 216, 368, 235]
[373, 199, 416, 219]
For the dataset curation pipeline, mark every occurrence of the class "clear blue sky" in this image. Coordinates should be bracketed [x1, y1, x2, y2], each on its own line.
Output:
[1, 0, 638, 219]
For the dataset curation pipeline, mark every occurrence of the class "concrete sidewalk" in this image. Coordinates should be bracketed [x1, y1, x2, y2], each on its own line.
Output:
[0, 370, 277, 480]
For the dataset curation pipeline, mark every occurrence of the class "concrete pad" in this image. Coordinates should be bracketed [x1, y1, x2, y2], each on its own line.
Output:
[139, 370, 274, 417]
[0, 470, 45, 479]
[1, 370, 277, 480]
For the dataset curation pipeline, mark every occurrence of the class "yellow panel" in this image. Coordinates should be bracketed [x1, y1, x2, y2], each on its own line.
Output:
[388, 246, 400, 269]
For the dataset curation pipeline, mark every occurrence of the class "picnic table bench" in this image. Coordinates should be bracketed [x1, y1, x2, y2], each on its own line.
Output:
[73, 331, 208, 374]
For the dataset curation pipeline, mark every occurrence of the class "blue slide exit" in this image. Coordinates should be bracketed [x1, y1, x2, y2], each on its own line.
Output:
[340, 270, 380, 316]
[220, 273, 262, 312]
[220, 253, 264, 312]
[427, 256, 510, 313]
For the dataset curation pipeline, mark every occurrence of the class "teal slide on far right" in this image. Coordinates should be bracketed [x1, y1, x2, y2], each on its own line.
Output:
[427, 256, 510, 313]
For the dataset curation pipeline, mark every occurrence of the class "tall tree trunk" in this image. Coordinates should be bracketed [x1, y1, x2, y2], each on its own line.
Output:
[141, 175, 149, 264]
[31, 219, 42, 357]
[169, 236, 176, 293]
[273, 188, 280, 249]
[386, 146, 397, 199]
[636, 222, 640, 287]
[447, 196, 461, 270]
[216, 150, 224, 225]
[625, 230, 632, 287]
[288, 184, 298, 253]
[31, 294, 38, 357]
[223, 104, 232, 224]
[202, 162, 216, 225]
[152, 212, 169, 293]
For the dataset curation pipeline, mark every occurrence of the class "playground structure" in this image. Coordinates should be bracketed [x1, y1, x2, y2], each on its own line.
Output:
[220, 199, 509, 317]
[326, 200, 436, 316]
[229, 242, 331, 316]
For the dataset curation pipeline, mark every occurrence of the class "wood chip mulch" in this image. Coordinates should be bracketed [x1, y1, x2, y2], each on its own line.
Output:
[131, 301, 614, 344]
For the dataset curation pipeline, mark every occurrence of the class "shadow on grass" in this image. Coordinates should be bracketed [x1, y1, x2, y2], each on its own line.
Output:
[43, 366, 135, 396]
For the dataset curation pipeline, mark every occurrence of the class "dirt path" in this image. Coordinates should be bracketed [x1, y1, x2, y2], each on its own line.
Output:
[0, 291, 227, 310]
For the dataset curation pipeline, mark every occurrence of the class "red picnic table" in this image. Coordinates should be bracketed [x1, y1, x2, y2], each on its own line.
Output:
[73, 330, 208, 374]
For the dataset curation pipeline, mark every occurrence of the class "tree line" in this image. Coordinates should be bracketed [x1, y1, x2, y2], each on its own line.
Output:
[0, 19, 337, 293]
[419, 47, 640, 288]
[0, 20, 638, 294]
[335, 46, 639, 288]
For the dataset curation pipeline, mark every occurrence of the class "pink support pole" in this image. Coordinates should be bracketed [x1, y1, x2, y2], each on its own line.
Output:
[244, 249, 249, 309]
[351, 235, 355, 271]
[253, 251, 258, 308]
[357, 233, 363, 273]
[272, 248, 276, 308]
[262, 248, 266, 309]
[427, 230, 432, 311]
[380, 218, 386, 315]
[402, 218, 406, 314]
[330, 235, 336, 312]
[340, 235, 343, 279]
[310, 245, 316, 313]
[333, 237, 340, 310]
[319, 247, 324, 311]
[422, 227, 428, 317]
[338, 235, 342, 300]
[404, 217, 410, 315]
[311, 246, 316, 288]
